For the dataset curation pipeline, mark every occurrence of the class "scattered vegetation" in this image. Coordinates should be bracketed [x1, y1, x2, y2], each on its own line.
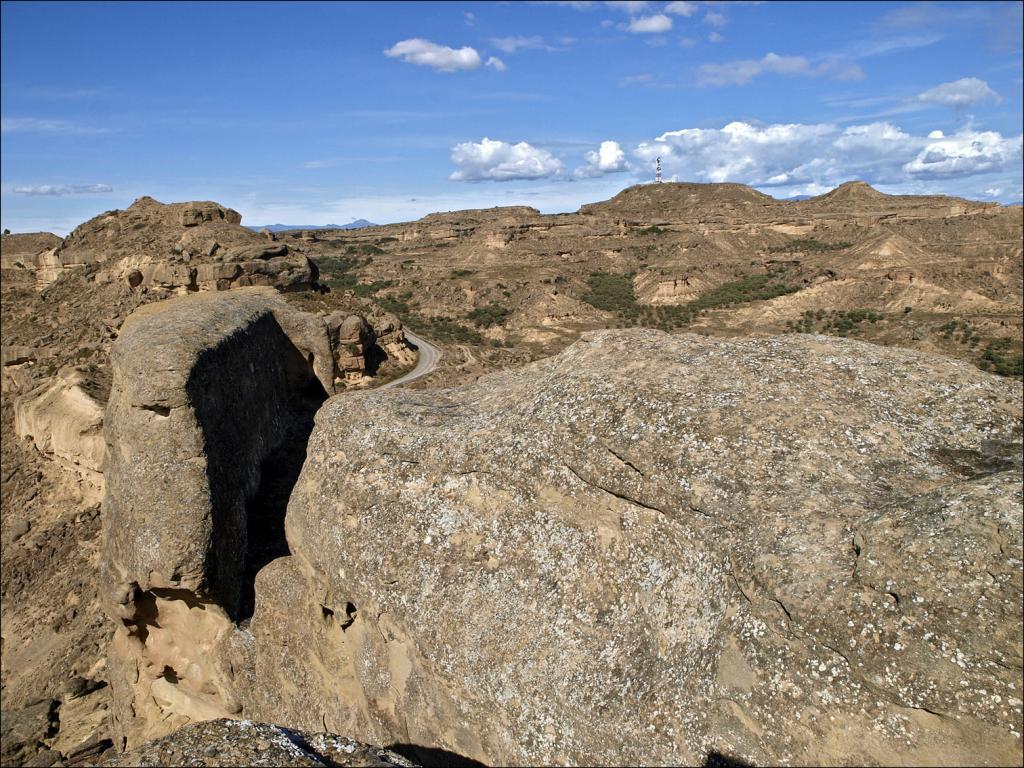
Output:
[980, 338, 1023, 377]
[786, 308, 882, 336]
[939, 319, 980, 347]
[315, 255, 369, 293]
[582, 272, 639, 313]
[768, 239, 852, 253]
[939, 319, 1021, 377]
[315, 254, 393, 296]
[639, 225, 667, 235]
[450, 269, 475, 278]
[351, 279, 394, 297]
[466, 302, 511, 328]
[413, 316, 483, 344]
[583, 269, 799, 330]
[345, 243, 386, 256]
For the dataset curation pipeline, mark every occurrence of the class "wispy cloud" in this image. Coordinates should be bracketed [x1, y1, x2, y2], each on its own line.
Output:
[12, 183, 113, 196]
[824, 76, 1004, 122]
[842, 33, 943, 59]
[665, 2, 697, 17]
[0, 117, 110, 135]
[698, 53, 863, 86]
[703, 10, 727, 27]
[619, 73, 656, 87]
[878, 2, 1021, 52]
[491, 35, 545, 53]
[915, 77, 1001, 108]
[5, 85, 110, 101]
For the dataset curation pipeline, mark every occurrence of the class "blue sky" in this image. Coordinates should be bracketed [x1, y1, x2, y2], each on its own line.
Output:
[2, 0, 1022, 233]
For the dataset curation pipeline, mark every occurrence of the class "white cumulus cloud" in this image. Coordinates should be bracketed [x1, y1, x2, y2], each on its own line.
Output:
[384, 39, 482, 72]
[450, 138, 565, 182]
[914, 77, 1001, 108]
[904, 129, 1021, 178]
[628, 13, 673, 33]
[632, 120, 1022, 194]
[575, 141, 631, 177]
[486, 56, 508, 71]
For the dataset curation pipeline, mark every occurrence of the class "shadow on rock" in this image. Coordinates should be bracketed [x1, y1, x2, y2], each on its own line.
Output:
[704, 749, 756, 767]
[386, 743, 488, 768]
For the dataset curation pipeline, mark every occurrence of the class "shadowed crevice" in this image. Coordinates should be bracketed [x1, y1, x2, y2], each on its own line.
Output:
[186, 312, 327, 621]
[386, 743, 488, 768]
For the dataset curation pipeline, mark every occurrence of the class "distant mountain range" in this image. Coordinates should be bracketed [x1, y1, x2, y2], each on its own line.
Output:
[245, 219, 376, 232]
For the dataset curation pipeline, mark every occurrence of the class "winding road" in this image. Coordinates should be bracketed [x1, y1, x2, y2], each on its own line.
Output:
[378, 330, 442, 390]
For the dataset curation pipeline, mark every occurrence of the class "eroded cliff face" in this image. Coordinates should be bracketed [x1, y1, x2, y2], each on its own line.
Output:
[256, 331, 1022, 766]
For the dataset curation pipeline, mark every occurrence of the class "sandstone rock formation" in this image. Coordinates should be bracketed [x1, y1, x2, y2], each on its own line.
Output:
[13, 366, 106, 501]
[4, 181, 1021, 766]
[328, 312, 378, 384]
[100, 287, 339, 745]
[369, 312, 418, 369]
[0, 231, 62, 270]
[14, 196, 318, 292]
[235, 330, 1020, 766]
[100, 719, 417, 767]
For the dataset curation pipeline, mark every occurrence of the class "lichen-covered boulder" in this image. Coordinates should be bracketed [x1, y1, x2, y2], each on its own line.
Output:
[253, 330, 1022, 766]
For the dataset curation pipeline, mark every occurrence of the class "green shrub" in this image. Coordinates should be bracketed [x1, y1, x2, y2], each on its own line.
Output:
[982, 338, 1023, 377]
[467, 302, 511, 328]
[768, 239, 852, 253]
[582, 272, 638, 313]
[352, 279, 394, 297]
[791, 308, 883, 336]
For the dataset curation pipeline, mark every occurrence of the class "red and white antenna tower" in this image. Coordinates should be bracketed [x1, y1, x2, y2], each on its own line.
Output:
[655, 157, 662, 183]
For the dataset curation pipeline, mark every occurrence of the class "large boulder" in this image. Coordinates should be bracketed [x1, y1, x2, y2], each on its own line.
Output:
[100, 287, 337, 747]
[326, 313, 377, 383]
[250, 330, 1022, 766]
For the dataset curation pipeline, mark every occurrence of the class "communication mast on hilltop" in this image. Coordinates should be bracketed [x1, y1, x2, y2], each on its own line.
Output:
[655, 157, 662, 184]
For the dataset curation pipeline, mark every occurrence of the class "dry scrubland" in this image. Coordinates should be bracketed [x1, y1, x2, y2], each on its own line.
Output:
[0, 182, 1021, 767]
